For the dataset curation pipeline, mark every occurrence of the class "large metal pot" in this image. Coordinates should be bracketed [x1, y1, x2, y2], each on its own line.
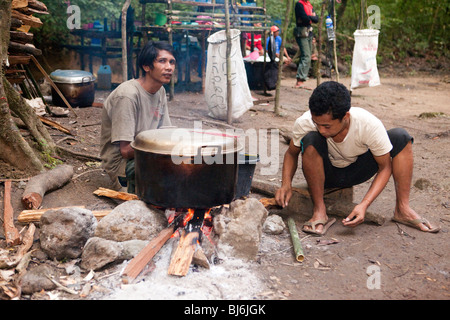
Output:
[131, 128, 243, 209]
[50, 70, 95, 108]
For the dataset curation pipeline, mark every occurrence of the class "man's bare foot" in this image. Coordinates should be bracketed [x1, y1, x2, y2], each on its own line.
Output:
[393, 208, 440, 233]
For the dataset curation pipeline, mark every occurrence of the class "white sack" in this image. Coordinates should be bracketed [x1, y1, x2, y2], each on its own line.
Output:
[205, 29, 253, 120]
[350, 29, 381, 90]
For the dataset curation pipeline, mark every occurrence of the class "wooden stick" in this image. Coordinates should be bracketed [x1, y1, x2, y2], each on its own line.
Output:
[30, 55, 78, 117]
[38, 115, 73, 135]
[122, 226, 174, 282]
[93, 187, 139, 201]
[3, 180, 21, 247]
[167, 230, 199, 277]
[287, 217, 305, 262]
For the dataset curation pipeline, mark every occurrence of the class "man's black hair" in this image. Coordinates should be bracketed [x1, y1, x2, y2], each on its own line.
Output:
[137, 41, 175, 75]
[308, 81, 351, 120]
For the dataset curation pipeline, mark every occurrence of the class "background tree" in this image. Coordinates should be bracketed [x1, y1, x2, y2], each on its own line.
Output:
[0, 0, 57, 174]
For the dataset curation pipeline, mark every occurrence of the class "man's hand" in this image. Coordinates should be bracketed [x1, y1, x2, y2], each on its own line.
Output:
[275, 185, 293, 208]
[342, 203, 366, 227]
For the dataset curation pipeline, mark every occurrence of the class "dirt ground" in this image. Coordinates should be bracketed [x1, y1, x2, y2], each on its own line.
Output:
[1, 65, 449, 300]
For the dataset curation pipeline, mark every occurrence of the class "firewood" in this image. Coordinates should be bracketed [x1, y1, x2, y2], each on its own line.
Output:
[28, 0, 48, 12]
[122, 226, 174, 283]
[17, 207, 111, 223]
[8, 41, 42, 56]
[17, 7, 49, 15]
[93, 187, 139, 201]
[10, 17, 24, 29]
[11, 10, 43, 28]
[2, 180, 21, 247]
[9, 30, 34, 44]
[12, 0, 28, 10]
[167, 230, 200, 277]
[22, 165, 74, 210]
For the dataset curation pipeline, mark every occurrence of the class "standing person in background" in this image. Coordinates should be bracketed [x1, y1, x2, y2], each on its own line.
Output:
[294, 0, 318, 90]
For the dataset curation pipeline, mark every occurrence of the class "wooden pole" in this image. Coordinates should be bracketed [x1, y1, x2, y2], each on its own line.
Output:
[224, 0, 233, 125]
[333, 0, 339, 82]
[274, 0, 294, 115]
[316, 1, 327, 87]
[121, 0, 131, 82]
[287, 217, 305, 262]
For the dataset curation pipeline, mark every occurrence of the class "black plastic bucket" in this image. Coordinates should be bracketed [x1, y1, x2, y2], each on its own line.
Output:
[235, 154, 260, 199]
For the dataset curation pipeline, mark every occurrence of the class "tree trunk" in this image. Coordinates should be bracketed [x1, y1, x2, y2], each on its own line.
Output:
[0, 0, 54, 174]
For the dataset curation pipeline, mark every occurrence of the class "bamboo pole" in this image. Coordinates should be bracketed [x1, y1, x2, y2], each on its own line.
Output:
[287, 217, 305, 262]
[274, 0, 294, 115]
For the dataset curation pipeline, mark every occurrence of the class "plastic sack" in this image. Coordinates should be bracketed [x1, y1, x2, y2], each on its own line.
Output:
[350, 29, 380, 90]
[205, 29, 253, 120]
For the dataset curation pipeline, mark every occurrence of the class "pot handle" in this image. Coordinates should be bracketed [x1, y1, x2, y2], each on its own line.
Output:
[81, 76, 92, 83]
[196, 145, 223, 158]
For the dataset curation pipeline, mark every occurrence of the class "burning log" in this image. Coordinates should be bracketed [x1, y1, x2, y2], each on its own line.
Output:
[2, 180, 21, 247]
[168, 230, 200, 277]
[168, 209, 205, 277]
[22, 164, 74, 210]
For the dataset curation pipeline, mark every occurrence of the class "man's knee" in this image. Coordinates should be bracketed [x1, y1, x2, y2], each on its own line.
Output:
[301, 132, 327, 157]
[387, 128, 413, 158]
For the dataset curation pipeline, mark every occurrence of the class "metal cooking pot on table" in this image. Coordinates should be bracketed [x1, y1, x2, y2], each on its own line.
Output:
[131, 128, 243, 209]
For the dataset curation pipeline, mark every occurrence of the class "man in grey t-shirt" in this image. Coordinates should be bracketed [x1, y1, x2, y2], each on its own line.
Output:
[100, 41, 176, 193]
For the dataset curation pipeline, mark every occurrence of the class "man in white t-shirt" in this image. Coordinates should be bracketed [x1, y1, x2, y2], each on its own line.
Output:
[275, 81, 440, 235]
[100, 41, 176, 193]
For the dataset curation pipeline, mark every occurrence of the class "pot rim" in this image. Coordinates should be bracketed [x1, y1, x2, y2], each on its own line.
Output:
[50, 69, 96, 84]
[131, 128, 243, 156]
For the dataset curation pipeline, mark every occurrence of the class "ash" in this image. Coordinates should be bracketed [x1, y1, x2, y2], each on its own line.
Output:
[91, 238, 265, 300]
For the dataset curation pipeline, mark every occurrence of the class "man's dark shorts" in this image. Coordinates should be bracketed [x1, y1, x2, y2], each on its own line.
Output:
[300, 128, 413, 188]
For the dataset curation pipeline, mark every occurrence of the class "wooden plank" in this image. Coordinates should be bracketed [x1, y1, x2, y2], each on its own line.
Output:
[122, 227, 174, 282]
[2, 180, 22, 247]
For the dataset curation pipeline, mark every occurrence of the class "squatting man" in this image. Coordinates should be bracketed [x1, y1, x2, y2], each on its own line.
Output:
[275, 81, 440, 235]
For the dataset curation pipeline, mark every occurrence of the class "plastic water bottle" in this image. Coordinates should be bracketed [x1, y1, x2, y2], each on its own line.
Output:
[326, 16, 335, 41]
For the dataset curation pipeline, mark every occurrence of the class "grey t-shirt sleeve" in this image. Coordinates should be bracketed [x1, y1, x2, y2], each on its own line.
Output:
[109, 96, 137, 144]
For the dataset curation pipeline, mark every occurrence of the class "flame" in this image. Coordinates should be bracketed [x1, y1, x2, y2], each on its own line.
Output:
[168, 208, 214, 240]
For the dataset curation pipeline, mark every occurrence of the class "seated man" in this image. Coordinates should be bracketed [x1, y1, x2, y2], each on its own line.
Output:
[275, 81, 440, 235]
[100, 41, 176, 193]
[266, 25, 292, 65]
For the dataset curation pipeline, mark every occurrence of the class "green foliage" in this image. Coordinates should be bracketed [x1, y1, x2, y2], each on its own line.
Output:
[34, 0, 449, 63]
